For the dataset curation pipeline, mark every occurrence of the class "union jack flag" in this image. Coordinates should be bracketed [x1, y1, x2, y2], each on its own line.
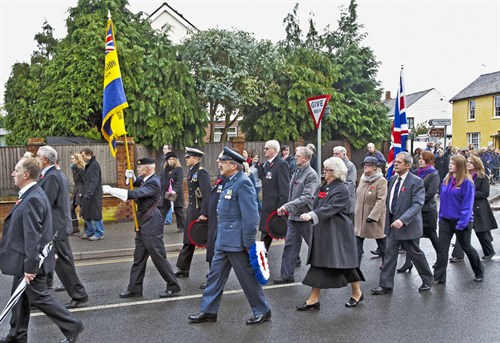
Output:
[105, 24, 115, 54]
[386, 68, 408, 179]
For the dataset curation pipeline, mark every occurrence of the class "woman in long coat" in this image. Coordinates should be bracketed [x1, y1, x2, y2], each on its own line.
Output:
[354, 156, 387, 265]
[451, 155, 497, 260]
[70, 153, 86, 235]
[164, 152, 185, 233]
[298, 157, 365, 310]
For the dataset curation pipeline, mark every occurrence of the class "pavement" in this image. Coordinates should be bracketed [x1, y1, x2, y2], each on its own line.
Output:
[70, 182, 500, 261]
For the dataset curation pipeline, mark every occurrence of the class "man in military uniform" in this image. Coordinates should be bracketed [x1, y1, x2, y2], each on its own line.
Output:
[175, 147, 211, 277]
[103, 158, 180, 298]
[188, 147, 271, 325]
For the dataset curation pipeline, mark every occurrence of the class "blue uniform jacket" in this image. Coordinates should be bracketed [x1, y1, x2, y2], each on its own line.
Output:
[216, 171, 259, 251]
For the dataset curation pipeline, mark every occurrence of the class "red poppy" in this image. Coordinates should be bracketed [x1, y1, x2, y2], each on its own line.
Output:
[15, 199, 22, 206]
[401, 186, 406, 192]
[318, 191, 327, 199]
[369, 186, 375, 191]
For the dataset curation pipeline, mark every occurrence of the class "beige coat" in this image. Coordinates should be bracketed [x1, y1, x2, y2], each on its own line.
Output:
[354, 174, 387, 239]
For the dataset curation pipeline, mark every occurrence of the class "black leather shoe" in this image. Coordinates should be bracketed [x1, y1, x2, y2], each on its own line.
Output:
[273, 278, 294, 285]
[188, 312, 217, 323]
[371, 286, 392, 295]
[296, 301, 320, 311]
[449, 257, 464, 263]
[199, 283, 207, 289]
[119, 291, 142, 299]
[65, 298, 88, 309]
[0, 337, 18, 343]
[246, 311, 271, 325]
[418, 284, 432, 292]
[474, 276, 484, 282]
[59, 323, 83, 343]
[55, 286, 66, 292]
[396, 263, 413, 273]
[345, 294, 364, 308]
[370, 249, 382, 257]
[481, 253, 496, 260]
[174, 269, 190, 278]
[159, 289, 181, 298]
[434, 280, 446, 285]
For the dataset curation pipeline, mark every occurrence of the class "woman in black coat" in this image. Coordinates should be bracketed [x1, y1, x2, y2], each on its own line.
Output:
[297, 157, 365, 310]
[70, 153, 86, 235]
[451, 156, 497, 260]
[163, 152, 185, 233]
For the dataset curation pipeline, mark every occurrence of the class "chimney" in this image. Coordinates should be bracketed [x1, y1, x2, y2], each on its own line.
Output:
[385, 91, 392, 100]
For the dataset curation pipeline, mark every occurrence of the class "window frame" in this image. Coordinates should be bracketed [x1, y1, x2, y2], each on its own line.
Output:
[468, 100, 476, 120]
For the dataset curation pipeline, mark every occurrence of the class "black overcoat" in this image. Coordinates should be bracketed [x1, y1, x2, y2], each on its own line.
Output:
[166, 166, 185, 208]
[80, 156, 103, 220]
[184, 162, 211, 244]
[473, 176, 498, 232]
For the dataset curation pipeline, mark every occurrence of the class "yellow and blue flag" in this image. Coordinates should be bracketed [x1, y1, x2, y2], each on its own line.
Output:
[102, 18, 128, 157]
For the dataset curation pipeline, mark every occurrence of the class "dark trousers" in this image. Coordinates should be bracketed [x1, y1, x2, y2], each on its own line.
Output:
[280, 220, 311, 280]
[400, 211, 441, 267]
[379, 232, 433, 289]
[261, 231, 273, 252]
[160, 201, 186, 230]
[434, 219, 484, 282]
[7, 274, 82, 342]
[176, 243, 196, 271]
[70, 205, 79, 231]
[452, 230, 495, 258]
[128, 233, 180, 293]
[54, 237, 88, 301]
[356, 236, 386, 264]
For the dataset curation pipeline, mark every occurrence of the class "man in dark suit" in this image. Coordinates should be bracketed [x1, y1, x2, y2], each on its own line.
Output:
[259, 140, 291, 251]
[371, 152, 433, 294]
[36, 146, 89, 309]
[79, 147, 105, 240]
[174, 147, 211, 278]
[188, 147, 271, 325]
[0, 156, 82, 343]
[103, 158, 181, 298]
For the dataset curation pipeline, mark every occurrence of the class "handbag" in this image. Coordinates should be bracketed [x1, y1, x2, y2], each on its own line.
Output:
[164, 179, 178, 201]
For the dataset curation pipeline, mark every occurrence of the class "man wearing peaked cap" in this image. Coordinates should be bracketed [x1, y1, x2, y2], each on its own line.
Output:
[174, 147, 211, 277]
[103, 156, 181, 299]
[189, 146, 271, 325]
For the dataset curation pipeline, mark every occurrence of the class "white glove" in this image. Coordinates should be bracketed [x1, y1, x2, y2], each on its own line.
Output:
[108, 187, 129, 202]
[125, 169, 136, 185]
[102, 185, 112, 194]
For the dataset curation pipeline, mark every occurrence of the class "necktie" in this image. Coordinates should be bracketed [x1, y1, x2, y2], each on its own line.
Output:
[391, 177, 402, 214]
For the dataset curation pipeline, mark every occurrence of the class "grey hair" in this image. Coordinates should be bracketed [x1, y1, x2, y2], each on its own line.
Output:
[324, 157, 347, 182]
[367, 143, 375, 149]
[38, 145, 58, 164]
[296, 146, 312, 160]
[306, 143, 316, 153]
[266, 140, 280, 152]
[333, 146, 347, 154]
[397, 152, 413, 165]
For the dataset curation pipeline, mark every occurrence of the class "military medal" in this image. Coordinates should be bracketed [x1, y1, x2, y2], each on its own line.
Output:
[224, 189, 233, 199]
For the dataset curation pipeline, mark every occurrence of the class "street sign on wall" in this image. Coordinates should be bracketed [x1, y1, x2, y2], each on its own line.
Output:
[307, 95, 331, 129]
[428, 119, 451, 126]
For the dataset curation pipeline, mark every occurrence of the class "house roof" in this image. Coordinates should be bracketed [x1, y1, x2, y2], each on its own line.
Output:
[385, 88, 434, 117]
[147, 2, 198, 32]
[450, 71, 500, 102]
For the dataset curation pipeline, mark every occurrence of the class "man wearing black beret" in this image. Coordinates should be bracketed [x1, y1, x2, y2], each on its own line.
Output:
[189, 147, 271, 325]
[103, 157, 180, 299]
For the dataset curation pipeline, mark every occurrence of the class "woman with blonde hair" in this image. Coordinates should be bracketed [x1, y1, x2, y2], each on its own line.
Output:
[297, 157, 365, 310]
[164, 152, 185, 233]
[451, 155, 497, 261]
[70, 152, 86, 235]
[434, 155, 484, 284]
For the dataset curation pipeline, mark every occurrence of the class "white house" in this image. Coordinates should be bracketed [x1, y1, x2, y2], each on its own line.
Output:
[385, 88, 452, 146]
[147, 2, 199, 44]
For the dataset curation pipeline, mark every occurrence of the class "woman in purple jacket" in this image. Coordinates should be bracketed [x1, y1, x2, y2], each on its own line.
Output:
[434, 155, 484, 284]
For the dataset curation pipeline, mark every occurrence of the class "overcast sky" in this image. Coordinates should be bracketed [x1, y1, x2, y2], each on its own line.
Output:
[1, 0, 499, 107]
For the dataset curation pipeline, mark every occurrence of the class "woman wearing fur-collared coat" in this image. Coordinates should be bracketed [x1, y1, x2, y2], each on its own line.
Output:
[354, 156, 387, 264]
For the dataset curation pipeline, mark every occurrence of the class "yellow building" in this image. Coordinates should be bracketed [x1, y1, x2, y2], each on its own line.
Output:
[450, 71, 500, 149]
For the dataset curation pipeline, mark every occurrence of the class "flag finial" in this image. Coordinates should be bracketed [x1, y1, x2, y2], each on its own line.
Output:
[108, 10, 111, 20]
[400, 65, 404, 70]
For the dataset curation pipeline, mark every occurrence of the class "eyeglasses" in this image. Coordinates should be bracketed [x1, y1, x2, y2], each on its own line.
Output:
[323, 168, 334, 172]
[264, 147, 271, 151]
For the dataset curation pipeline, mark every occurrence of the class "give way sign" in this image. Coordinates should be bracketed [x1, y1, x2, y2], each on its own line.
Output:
[307, 94, 331, 129]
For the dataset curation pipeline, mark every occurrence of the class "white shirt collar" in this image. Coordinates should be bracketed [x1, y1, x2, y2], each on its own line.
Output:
[19, 181, 37, 198]
[41, 164, 54, 176]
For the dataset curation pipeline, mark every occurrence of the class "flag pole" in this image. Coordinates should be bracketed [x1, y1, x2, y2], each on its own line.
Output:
[123, 134, 139, 232]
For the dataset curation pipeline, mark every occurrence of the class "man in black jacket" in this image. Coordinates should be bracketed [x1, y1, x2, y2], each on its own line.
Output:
[0, 156, 83, 343]
[79, 147, 105, 241]
[103, 158, 180, 298]
[36, 145, 89, 309]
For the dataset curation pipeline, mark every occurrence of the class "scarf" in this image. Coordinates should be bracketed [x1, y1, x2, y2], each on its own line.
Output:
[417, 165, 436, 179]
[360, 172, 383, 184]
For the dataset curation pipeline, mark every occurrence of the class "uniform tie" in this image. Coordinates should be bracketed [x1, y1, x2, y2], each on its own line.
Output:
[391, 177, 402, 214]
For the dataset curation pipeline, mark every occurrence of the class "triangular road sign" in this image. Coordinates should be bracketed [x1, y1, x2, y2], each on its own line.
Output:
[307, 95, 331, 129]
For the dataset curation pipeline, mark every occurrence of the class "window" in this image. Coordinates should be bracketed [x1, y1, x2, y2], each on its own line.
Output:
[494, 96, 500, 118]
[407, 117, 415, 130]
[467, 132, 480, 150]
[468, 100, 476, 120]
[213, 127, 237, 143]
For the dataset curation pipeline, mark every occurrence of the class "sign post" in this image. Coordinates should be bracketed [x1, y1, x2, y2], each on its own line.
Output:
[307, 95, 331, 175]
[428, 118, 451, 149]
